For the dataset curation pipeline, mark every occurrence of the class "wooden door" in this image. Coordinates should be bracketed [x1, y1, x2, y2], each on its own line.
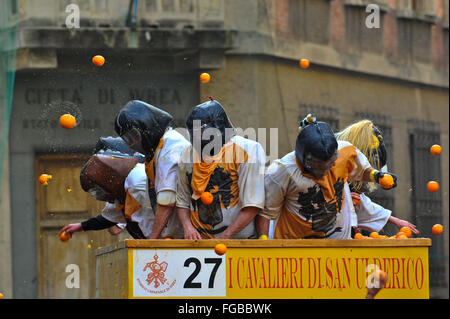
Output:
[36, 154, 130, 299]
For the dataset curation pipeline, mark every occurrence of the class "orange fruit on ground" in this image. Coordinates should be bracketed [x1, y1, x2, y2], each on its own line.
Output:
[92, 55, 105, 66]
[214, 243, 227, 256]
[299, 58, 310, 69]
[200, 73, 211, 83]
[379, 174, 394, 189]
[164, 237, 172, 240]
[354, 233, 364, 239]
[201, 191, 214, 205]
[59, 114, 76, 129]
[399, 227, 412, 238]
[397, 234, 408, 239]
[379, 235, 388, 239]
[370, 232, 380, 238]
[38, 174, 52, 185]
[427, 181, 439, 193]
[432, 224, 443, 235]
[59, 231, 70, 242]
[430, 144, 442, 156]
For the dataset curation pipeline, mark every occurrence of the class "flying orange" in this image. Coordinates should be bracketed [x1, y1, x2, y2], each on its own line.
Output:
[59, 114, 76, 129]
[299, 59, 310, 69]
[201, 191, 214, 205]
[432, 224, 443, 235]
[430, 144, 442, 156]
[427, 181, 439, 193]
[38, 174, 52, 185]
[214, 243, 227, 255]
[92, 55, 105, 66]
[200, 73, 211, 83]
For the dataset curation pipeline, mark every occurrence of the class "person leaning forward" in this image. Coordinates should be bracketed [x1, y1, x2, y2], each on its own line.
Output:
[114, 100, 190, 239]
[257, 115, 398, 239]
[176, 99, 266, 239]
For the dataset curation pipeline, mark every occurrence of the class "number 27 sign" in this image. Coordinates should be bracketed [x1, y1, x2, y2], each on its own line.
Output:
[131, 249, 226, 298]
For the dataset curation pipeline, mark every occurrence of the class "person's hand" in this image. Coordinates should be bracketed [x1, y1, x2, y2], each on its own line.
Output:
[391, 217, 420, 235]
[215, 232, 231, 239]
[183, 225, 202, 240]
[351, 193, 361, 207]
[108, 225, 124, 236]
[59, 223, 82, 237]
[366, 271, 388, 299]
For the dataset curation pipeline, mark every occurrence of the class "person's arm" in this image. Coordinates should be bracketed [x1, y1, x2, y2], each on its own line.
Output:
[175, 156, 202, 240]
[361, 167, 397, 189]
[219, 141, 266, 239]
[366, 271, 388, 299]
[256, 214, 270, 237]
[388, 216, 420, 235]
[349, 148, 397, 189]
[81, 214, 117, 231]
[148, 202, 175, 239]
[177, 207, 202, 240]
[59, 214, 117, 238]
[355, 193, 391, 233]
[216, 207, 261, 239]
[257, 162, 287, 238]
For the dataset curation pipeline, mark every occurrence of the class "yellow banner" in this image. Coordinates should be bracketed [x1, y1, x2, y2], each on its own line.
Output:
[127, 244, 429, 299]
[225, 247, 429, 299]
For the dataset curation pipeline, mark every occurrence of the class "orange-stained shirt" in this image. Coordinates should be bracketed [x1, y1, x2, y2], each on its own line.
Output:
[176, 136, 266, 239]
[100, 163, 184, 238]
[263, 141, 371, 239]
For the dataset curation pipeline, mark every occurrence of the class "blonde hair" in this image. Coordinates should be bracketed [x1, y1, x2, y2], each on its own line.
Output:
[335, 120, 381, 193]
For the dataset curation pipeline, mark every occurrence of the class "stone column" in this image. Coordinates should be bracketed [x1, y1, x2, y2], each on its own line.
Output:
[0, 144, 13, 299]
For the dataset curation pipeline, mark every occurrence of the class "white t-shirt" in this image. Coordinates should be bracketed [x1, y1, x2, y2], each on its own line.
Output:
[355, 193, 392, 232]
[149, 128, 192, 199]
[101, 163, 184, 238]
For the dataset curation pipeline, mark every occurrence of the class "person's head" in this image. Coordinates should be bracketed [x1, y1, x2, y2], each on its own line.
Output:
[93, 136, 145, 163]
[114, 100, 173, 160]
[80, 137, 143, 203]
[335, 120, 386, 170]
[335, 119, 387, 193]
[185, 99, 235, 158]
[295, 118, 338, 179]
[80, 153, 139, 204]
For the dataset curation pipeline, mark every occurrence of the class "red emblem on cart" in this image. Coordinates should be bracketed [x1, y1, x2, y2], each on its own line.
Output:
[143, 253, 168, 288]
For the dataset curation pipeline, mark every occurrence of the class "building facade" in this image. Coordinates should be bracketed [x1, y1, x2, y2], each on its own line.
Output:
[0, 0, 448, 298]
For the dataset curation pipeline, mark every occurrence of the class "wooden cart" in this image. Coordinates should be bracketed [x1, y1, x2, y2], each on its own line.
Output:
[95, 238, 431, 299]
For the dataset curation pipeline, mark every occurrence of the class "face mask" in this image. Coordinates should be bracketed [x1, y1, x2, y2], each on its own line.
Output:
[304, 152, 338, 179]
[88, 186, 114, 202]
[189, 124, 223, 159]
[120, 128, 146, 155]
